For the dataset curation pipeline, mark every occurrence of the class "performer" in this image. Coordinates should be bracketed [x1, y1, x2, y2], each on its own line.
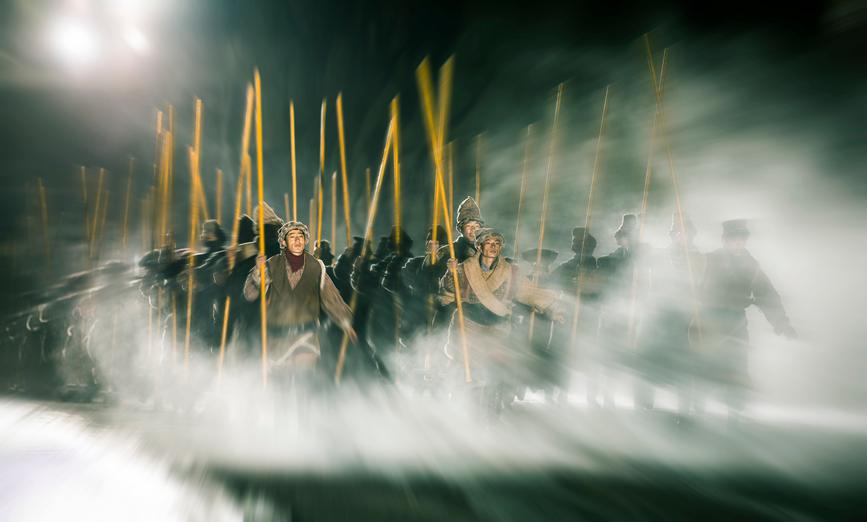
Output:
[243, 221, 356, 386]
[551, 226, 604, 406]
[435, 196, 484, 269]
[439, 228, 562, 415]
[694, 219, 796, 416]
[634, 214, 705, 412]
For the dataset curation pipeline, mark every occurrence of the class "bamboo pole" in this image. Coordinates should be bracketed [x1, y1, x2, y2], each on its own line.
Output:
[228, 159, 247, 270]
[627, 37, 669, 347]
[529, 86, 564, 341]
[90, 168, 106, 254]
[317, 173, 324, 245]
[96, 189, 110, 259]
[513, 125, 533, 258]
[447, 141, 455, 219]
[391, 97, 401, 249]
[317, 99, 326, 244]
[122, 157, 134, 253]
[309, 197, 315, 234]
[239, 85, 255, 216]
[416, 56, 472, 383]
[331, 171, 337, 247]
[335, 118, 396, 384]
[284, 192, 290, 222]
[644, 37, 703, 346]
[193, 97, 210, 221]
[151, 110, 163, 249]
[364, 167, 371, 215]
[429, 59, 454, 266]
[217, 296, 231, 384]
[184, 146, 199, 373]
[216, 168, 223, 225]
[336, 93, 352, 245]
[80, 166, 90, 244]
[570, 86, 611, 345]
[254, 68, 268, 388]
[290, 100, 298, 221]
[36, 178, 49, 269]
[474, 134, 483, 205]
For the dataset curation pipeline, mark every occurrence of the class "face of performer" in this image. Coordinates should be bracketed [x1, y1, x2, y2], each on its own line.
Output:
[723, 234, 748, 254]
[286, 230, 307, 256]
[426, 240, 440, 255]
[461, 221, 481, 242]
[480, 237, 502, 261]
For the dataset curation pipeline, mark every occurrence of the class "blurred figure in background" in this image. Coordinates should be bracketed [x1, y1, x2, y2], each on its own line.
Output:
[552, 226, 604, 406]
[634, 214, 705, 414]
[694, 219, 797, 419]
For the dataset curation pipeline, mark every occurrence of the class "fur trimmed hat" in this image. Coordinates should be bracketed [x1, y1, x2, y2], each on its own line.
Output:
[277, 221, 310, 251]
[456, 196, 483, 230]
[474, 227, 504, 248]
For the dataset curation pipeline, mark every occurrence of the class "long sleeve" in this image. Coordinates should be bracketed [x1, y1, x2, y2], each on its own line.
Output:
[320, 272, 354, 331]
[752, 267, 791, 331]
[438, 264, 463, 306]
[243, 262, 271, 302]
[513, 269, 558, 313]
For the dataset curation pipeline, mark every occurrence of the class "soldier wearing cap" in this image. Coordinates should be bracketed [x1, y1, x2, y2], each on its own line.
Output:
[244, 221, 357, 382]
[694, 219, 796, 415]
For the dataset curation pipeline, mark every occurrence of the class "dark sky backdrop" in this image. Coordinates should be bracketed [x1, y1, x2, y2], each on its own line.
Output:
[1, 0, 865, 285]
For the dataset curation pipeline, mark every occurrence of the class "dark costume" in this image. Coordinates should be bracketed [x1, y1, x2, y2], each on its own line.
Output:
[694, 220, 795, 412]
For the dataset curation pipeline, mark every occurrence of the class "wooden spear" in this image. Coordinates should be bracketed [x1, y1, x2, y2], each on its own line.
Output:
[529, 85, 565, 341]
[391, 97, 401, 249]
[122, 157, 134, 253]
[254, 68, 268, 388]
[331, 171, 337, 248]
[475, 134, 483, 205]
[513, 125, 533, 258]
[290, 100, 298, 221]
[216, 168, 223, 225]
[334, 118, 396, 384]
[184, 146, 200, 372]
[336, 93, 352, 245]
[417, 56, 472, 383]
[570, 86, 610, 345]
[318, 99, 326, 244]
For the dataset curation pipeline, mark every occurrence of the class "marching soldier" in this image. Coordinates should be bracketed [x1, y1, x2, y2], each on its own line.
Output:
[243, 221, 356, 396]
[439, 228, 562, 415]
[551, 227, 604, 406]
[694, 219, 796, 417]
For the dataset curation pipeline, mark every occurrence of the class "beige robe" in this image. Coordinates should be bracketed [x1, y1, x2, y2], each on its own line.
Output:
[439, 254, 558, 380]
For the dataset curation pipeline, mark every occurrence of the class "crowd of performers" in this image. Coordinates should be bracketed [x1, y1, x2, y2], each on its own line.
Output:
[0, 193, 797, 419]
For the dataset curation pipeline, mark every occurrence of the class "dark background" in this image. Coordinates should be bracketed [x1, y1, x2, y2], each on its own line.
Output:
[1, 0, 865, 307]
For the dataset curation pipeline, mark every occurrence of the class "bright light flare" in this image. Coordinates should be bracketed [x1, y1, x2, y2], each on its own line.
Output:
[50, 19, 99, 65]
[123, 26, 149, 54]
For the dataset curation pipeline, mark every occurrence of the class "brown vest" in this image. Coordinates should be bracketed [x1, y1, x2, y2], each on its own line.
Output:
[266, 252, 322, 326]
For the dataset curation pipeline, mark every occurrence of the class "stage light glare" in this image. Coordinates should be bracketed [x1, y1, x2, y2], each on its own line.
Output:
[51, 19, 99, 65]
[123, 27, 149, 54]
